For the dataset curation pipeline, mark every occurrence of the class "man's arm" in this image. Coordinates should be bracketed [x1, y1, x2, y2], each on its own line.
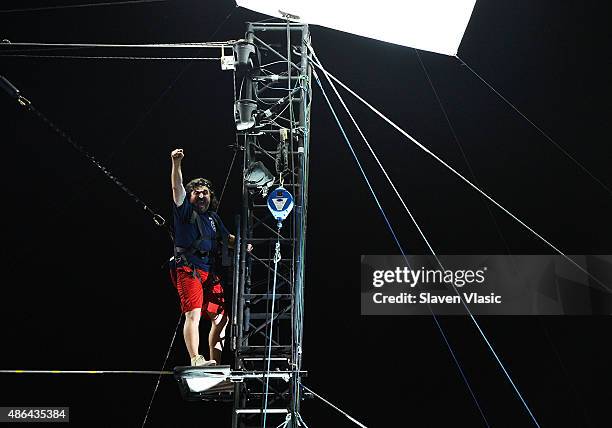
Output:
[171, 148, 186, 206]
[228, 234, 253, 252]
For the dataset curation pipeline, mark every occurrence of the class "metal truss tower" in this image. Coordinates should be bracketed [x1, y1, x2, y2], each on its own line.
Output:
[230, 22, 312, 428]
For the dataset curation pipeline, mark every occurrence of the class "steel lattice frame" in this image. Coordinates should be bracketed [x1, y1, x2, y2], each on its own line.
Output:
[230, 22, 311, 428]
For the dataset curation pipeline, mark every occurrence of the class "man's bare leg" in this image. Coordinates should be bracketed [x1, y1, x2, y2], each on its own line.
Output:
[183, 308, 201, 359]
[208, 311, 228, 364]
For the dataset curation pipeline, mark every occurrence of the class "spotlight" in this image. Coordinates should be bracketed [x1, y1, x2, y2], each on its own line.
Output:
[233, 41, 258, 70]
[245, 160, 275, 189]
[174, 366, 232, 401]
[235, 99, 258, 130]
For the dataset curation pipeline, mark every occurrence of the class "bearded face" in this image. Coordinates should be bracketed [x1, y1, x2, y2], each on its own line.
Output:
[189, 186, 211, 213]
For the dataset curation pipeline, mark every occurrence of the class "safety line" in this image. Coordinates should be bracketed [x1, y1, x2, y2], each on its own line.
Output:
[141, 313, 182, 427]
[0, 0, 167, 14]
[312, 67, 490, 428]
[308, 58, 611, 295]
[0, 54, 220, 60]
[262, 227, 282, 428]
[300, 384, 367, 428]
[455, 55, 612, 198]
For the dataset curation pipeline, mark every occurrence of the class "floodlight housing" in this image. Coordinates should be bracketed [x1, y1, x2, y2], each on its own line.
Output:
[174, 366, 232, 401]
[234, 41, 258, 70]
[235, 99, 258, 130]
[236, 0, 477, 56]
[245, 160, 275, 188]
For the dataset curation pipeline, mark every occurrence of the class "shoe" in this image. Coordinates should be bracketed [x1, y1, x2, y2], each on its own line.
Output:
[190, 355, 217, 367]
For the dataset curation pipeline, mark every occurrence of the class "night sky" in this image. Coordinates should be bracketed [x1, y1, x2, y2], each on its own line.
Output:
[1, 1, 611, 427]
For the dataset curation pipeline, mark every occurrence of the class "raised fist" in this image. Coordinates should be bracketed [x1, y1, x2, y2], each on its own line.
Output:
[171, 148, 184, 161]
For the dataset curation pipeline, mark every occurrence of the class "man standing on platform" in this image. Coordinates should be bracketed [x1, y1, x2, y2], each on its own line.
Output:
[170, 148, 249, 366]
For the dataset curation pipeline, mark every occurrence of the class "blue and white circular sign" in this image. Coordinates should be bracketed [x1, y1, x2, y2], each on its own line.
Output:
[267, 186, 294, 222]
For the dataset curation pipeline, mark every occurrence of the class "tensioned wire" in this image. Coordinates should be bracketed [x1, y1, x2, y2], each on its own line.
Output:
[414, 49, 512, 256]
[455, 55, 612, 198]
[138, 8, 240, 424]
[311, 50, 542, 426]
[261, 231, 282, 428]
[311, 67, 490, 428]
[140, 313, 182, 427]
[0, 4, 240, 256]
[312, 47, 609, 426]
[0, 41, 234, 48]
[0, 0, 168, 14]
[417, 49, 591, 426]
[309, 55, 611, 295]
[0, 54, 221, 60]
[300, 384, 368, 428]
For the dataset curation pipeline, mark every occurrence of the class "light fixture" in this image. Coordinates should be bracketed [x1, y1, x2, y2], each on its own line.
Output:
[233, 40, 258, 70]
[245, 160, 275, 189]
[174, 366, 232, 401]
[235, 0, 477, 56]
[235, 99, 258, 130]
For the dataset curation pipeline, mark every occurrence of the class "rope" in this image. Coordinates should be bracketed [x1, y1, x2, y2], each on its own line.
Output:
[308, 54, 611, 295]
[262, 224, 282, 428]
[217, 150, 238, 209]
[311, 49, 541, 427]
[3, 88, 166, 227]
[455, 55, 612, 198]
[139, 7, 238, 424]
[311, 67, 490, 428]
[414, 49, 511, 256]
[296, 412, 309, 428]
[141, 313, 182, 427]
[300, 384, 368, 428]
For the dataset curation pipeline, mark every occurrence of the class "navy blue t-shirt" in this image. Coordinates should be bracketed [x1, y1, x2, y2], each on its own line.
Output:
[173, 198, 230, 271]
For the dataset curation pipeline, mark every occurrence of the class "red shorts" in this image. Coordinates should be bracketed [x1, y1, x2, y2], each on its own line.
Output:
[170, 266, 226, 320]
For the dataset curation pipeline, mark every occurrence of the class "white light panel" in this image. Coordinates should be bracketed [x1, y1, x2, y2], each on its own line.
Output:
[236, 0, 477, 56]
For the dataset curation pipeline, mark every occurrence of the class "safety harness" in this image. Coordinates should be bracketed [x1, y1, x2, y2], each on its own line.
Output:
[174, 210, 231, 277]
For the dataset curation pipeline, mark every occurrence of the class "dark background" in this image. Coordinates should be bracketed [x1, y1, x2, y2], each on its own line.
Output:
[0, 1, 610, 426]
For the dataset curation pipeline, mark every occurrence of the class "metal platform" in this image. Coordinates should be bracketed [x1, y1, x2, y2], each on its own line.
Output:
[173, 366, 307, 404]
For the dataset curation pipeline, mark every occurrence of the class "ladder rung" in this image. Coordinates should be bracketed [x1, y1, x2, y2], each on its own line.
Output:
[235, 408, 288, 414]
[244, 294, 292, 299]
[247, 313, 291, 320]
